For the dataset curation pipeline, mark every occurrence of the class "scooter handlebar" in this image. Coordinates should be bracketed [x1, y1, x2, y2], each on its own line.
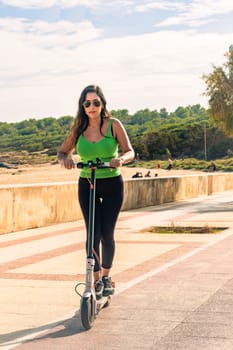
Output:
[74, 160, 111, 169]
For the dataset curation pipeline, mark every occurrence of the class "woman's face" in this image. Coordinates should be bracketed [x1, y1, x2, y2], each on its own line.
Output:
[82, 92, 102, 120]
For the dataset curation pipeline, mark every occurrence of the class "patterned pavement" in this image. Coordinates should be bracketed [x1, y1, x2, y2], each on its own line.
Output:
[1, 191, 233, 349]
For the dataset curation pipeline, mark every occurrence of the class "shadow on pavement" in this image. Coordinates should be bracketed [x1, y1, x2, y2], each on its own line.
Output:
[0, 310, 85, 348]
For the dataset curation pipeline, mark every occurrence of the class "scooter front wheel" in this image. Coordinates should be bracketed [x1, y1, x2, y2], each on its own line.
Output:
[80, 296, 95, 330]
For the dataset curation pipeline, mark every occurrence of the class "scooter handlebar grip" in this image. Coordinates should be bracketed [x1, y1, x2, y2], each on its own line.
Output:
[75, 162, 84, 169]
[74, 161, 111, 168]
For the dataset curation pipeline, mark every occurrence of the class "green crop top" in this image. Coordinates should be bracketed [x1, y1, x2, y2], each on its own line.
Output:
[76, 119, 121, 179]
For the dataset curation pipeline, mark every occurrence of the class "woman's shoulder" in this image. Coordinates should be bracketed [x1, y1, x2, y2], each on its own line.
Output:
[110, 117, 123, 128]
[109, 118, 126, 138]
[103, 117, 121, 129]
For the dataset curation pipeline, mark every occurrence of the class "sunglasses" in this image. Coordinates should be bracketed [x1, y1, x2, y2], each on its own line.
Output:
[83, 99, 101, 108]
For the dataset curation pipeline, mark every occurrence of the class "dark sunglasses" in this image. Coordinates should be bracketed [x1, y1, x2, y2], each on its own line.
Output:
[83, 99, 101, 108]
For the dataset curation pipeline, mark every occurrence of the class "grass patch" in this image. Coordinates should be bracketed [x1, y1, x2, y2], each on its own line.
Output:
[130, 157, 233, 172]
[141, 225, 227, 234]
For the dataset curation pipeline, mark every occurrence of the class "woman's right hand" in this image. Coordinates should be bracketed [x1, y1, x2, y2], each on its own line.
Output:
[62, 158, 75, 169]
[57, 150, 75, 169]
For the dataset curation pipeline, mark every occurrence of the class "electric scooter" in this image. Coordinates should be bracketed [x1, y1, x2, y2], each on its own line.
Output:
[75, 158, 111, 330]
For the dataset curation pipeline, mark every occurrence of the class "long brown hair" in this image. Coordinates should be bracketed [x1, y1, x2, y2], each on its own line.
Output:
[69, 85, 111, 148]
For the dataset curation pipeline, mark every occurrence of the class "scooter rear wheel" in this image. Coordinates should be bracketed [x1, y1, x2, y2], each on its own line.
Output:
[80, 296, 95, 330]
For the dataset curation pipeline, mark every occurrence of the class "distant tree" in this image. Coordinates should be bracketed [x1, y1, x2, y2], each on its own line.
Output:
[0, 122, 15, 136]
[159, 108, 169, 119]
[203, 46, 233, 136]
[1, 107, 233, 160]
[174, 106, 190, 119]
[130, 109, 155, 125]
[111, 109, 131, 124]
[57, 116, 74, 128]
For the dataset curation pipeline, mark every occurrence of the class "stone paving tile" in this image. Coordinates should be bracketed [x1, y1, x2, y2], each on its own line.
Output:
[184, 311, 233, 324]
[152, 337, 233, 350]
[168, 321, 233, 339]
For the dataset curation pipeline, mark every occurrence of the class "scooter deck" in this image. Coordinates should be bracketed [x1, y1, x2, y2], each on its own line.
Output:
[97, 295, 111, 312]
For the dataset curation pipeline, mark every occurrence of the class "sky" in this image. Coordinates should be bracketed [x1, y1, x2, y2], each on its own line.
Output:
[1, 0, 233, 123]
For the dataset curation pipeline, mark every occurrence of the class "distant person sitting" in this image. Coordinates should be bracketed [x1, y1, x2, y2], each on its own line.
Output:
[144, 170, 151, 177]
[208, 161, 216, 172]
[132, 172, 143, 178]
[167, 158, 173, 170]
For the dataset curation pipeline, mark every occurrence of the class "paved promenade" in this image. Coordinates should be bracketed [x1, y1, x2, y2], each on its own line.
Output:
[1, 190, 233, 349]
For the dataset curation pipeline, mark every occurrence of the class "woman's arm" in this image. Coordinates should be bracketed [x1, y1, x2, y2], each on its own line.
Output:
[110, 118, 135, 168]
[57, 129, 76, 169]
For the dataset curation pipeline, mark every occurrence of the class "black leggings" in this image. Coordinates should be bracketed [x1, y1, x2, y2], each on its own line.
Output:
[78, 175, 124, 272]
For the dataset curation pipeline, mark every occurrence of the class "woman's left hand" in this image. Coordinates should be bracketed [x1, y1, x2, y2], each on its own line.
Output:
[110, 158, 123, 168]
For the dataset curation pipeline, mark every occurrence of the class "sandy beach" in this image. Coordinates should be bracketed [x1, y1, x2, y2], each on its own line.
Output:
[0, 163, 205, 185]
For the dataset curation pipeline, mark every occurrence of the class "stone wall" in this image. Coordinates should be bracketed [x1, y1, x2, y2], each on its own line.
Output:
[1, 173, 233, 234]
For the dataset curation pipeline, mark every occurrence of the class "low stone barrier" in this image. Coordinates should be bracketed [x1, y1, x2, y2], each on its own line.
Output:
[1, 173, 233, 234]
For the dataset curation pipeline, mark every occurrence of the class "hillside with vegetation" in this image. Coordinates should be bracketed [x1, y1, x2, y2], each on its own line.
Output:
[1, 105, 233, 167]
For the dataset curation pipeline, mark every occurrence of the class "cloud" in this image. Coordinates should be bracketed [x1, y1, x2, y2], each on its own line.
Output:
[0, 1, 232, 122]
[134, 1, 184, 13]
[0, 18, 93, 57]
[156, 0, 233, 27]
[0, 17, 104, 102]
[1, 13, 232, 122]
[2, 0, 233, 17]
[0, 0, 99, 9]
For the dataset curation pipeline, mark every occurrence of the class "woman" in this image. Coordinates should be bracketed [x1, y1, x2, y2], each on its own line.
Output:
[57, 85, 134, 300]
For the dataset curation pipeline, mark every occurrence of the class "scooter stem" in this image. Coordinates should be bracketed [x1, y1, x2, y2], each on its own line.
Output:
[87, 167, 96, 259]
